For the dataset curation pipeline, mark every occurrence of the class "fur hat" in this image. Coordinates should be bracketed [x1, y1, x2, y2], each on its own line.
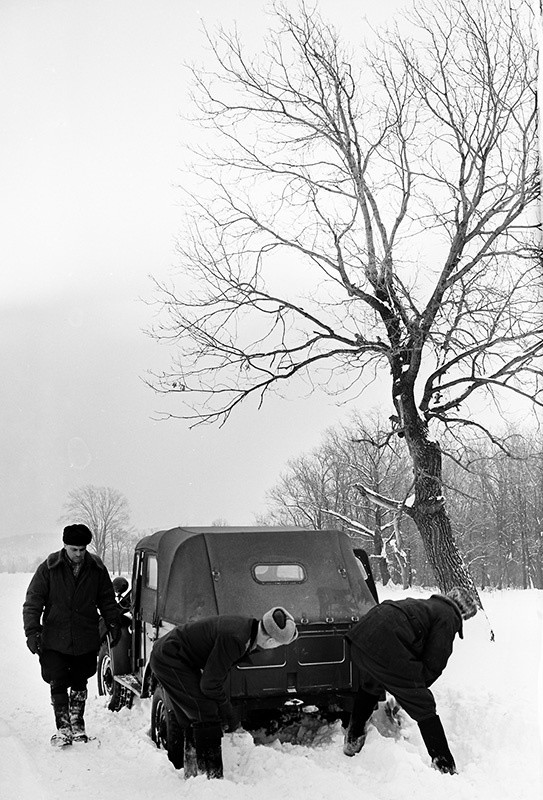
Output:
[112, 576, 129, 595]
[63, 524, 92, 546]
[446, 586, 478, 619]
[261, 607, 298, 644]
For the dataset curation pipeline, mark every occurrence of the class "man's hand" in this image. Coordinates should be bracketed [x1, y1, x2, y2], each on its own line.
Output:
[218, 700, 241, 733]
[26, 632, 42, 655]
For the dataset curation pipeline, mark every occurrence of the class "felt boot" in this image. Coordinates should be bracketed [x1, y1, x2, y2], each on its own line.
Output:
[50, 694, 72, 747]
[69, 689, 88, 742]
[343, 689, 379, 756]
[183, 725, 200, 779]
[194, 722, 224, 779]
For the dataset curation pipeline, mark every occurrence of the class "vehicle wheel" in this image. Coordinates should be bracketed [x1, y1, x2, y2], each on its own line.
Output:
[97, 637, 133, 712]
[151, 685, 184, 769]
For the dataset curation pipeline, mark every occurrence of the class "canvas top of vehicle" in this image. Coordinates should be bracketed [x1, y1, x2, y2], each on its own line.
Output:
[133, 525, 376, 626]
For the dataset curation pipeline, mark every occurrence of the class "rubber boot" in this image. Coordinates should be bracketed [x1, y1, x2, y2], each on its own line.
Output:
[418, 715, 457, 774]
[51, 693, 73, 747]
[343, 689, 379, 756]
[183, 725, 200, 779]
[69, 689, 88, 742]
[194, 722, 224, 779]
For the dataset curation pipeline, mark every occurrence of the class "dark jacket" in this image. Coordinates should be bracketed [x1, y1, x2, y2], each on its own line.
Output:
[345, 595, 463, 721]
[151, 616, 259, 706]
[23, 549, 120, 655]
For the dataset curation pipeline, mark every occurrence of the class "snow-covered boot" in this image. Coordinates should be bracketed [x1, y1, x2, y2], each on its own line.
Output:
[183, 725, 200, 779]
[194, 722, 224, 779]
[69, 689, 88, 742]
[343, 689, 379, 756]
[51, 696, 72, 747]
[418, 715, 457, 774]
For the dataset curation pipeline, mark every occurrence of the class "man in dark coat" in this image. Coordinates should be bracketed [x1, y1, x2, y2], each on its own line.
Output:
[150, 606, 298, 779]
[23, 524, 121, 747]
[343, 586, 478, 774]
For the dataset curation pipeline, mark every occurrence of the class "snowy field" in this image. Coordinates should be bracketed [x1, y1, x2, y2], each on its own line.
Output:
[1, 573, 541, 800]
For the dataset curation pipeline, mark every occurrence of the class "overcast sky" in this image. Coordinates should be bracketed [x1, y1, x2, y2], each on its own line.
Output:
[1, 0, 404, 540]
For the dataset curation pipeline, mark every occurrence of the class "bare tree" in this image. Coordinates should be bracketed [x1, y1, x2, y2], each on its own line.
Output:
[263, 414, 416, 587]
[148, 0, 539, 593]
[61, 485, 132, 568]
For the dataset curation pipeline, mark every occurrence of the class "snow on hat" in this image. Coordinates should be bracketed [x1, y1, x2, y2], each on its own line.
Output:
[446, 586, 478, 620]
[261, 607, 298, 644]
[63, 524, 92, 546]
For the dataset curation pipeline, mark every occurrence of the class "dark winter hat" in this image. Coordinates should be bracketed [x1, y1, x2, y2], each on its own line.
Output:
[62, 524, 92, 546]
[446, 586, 478, 620]
[112, 576, 129, 595]
[261, 607, 298, 644]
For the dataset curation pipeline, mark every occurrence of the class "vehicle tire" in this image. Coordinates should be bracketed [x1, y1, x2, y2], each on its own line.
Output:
[97, 630, 133, 712]
[151, 685, 184, 769]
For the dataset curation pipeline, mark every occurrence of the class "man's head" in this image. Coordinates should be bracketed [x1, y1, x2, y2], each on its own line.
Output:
[446, 586, 478, 620]
[256, 607, 298, 649]
[63, 524, 92, 564]
[112, 576, 129, 596]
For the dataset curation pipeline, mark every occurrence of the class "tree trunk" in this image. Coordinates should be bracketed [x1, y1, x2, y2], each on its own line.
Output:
[398, 390, 480, 600]
[373, 507, 391, 585]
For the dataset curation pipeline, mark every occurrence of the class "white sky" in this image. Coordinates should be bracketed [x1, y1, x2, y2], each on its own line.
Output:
[1, 0, 406, 539]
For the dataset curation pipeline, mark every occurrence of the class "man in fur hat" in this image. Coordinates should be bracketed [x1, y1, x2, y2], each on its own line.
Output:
[343, 586, 478, 774]
[23, 524, 121, 746]
[150, 606, 298, 780]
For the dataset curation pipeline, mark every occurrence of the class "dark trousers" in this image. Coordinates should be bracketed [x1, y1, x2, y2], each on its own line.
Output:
[350, 642, 436, 722]
[40, 649, 97, 699]
[150, 650, 220, 729]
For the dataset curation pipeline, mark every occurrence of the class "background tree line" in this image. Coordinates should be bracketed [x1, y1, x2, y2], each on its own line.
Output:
[261, 412, 543, 590]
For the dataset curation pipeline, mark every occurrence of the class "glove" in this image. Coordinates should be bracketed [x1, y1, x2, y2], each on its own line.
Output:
[432, 754, 457, 775]
[108, 624, 121, 647]
[26, 632, 42, 655]
[218, 700, 241, 733]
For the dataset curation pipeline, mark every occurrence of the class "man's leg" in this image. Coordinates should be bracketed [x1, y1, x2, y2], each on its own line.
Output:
[151, 655, 223, 779]
[64, 651, 98, 742]
[41, 650, 72, 747]
[343, 688, 380, 756]
[193, 722, 224, 779]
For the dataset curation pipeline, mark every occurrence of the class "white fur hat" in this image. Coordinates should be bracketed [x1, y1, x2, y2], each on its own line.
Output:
[446, 586, 478, 619]
[261, 607, 298, 644]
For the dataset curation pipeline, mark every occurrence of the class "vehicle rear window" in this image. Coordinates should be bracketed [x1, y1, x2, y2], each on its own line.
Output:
[252, 563, 306, 583]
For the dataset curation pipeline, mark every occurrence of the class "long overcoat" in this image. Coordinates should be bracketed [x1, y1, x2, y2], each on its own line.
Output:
[345, 595, 463, 721]
[23, 549, 120, 655]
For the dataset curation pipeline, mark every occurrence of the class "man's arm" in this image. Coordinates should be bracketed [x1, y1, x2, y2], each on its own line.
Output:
[96, 567, 122, 631]
[421, 618, 457, 686]
[22, 566, 48, 637]
[200, 635, 247, 704]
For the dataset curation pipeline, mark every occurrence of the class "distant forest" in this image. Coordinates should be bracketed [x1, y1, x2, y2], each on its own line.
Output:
[262, 414, 543, 590]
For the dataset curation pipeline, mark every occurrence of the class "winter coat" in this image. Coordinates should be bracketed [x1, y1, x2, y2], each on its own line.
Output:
[345, 595, 463, 721]
[23, 549, 120, 655]
[150, 616, 259, 706]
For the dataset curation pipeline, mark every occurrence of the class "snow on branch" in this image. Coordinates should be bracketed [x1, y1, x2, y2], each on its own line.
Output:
[323, 509, 373, 538]
[353, 483, 404, 512]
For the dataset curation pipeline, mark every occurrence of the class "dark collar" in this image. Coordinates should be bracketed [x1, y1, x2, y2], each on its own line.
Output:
[431, 594, 464, 638]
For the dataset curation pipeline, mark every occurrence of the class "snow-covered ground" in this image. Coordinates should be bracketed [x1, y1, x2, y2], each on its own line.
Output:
[1, 574, 541, 800]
